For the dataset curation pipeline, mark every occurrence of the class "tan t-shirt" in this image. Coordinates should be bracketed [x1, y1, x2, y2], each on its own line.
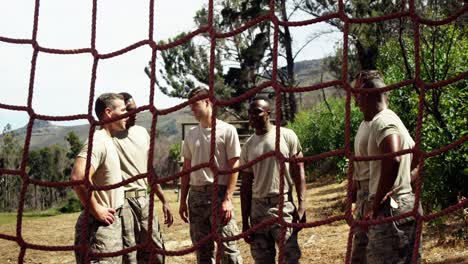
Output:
[78, 129, 124, 209]
[353, 121, 371, 181]
[113, 125, 150, 191]
[240, 126, 302, 198]
[368, 109, 415, 197]
[182, 119, 241, 186]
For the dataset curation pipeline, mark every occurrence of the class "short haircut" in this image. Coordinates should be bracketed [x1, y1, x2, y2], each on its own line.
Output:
[251, 95, 270, 104]
[95, 93, 124, 120]
[188, 86, 209, 99]
[354, 70, 386, 89]
[119, 92, 133, 104]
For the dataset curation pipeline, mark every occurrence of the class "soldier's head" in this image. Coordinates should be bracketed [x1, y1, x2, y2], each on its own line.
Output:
[94, 93, 127, 132]
[119, 92, 137, 129]
[248, 96, 271, 133]
[353, 70, 387, 119]
[188, 86, 211, 122]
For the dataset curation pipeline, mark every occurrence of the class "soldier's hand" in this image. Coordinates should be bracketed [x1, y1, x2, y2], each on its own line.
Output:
[296, 205, 306, 223]
[362, 210, 375, 232]
[293, 204, 306, 232]
[163, 202, 174, 227]
[242, 222, 253, 244]
[220, 199, 233, 225]
[91, 204, 116, 225]
[179, 202, 189, 223]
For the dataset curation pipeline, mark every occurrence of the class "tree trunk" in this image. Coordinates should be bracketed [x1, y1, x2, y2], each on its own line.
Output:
[280, 0, 297, 121]
[34, 185, 37, 209]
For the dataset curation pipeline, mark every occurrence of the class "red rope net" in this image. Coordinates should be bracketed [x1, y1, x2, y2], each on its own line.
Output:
[0, 0, 467, 263]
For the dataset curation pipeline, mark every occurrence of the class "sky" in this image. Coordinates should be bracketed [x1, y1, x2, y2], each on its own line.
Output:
[0, 0, 342, 131]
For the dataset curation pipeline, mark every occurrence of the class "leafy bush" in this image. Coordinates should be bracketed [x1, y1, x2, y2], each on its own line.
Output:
[169, 142, 181, 162]
[287, 97, 362, 182]
[377, 24, 467, 212]
[58, 192, 82, 213]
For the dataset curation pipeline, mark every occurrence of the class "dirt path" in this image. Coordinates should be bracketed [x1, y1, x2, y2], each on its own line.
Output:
[0, 178, 466, 263]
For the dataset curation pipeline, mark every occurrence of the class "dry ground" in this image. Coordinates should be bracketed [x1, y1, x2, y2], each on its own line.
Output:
[0, 178, 466, 263]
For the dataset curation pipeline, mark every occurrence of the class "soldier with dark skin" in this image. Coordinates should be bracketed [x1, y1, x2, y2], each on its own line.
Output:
[354, 71, 422, 264]
[240, 96, 306, 264]
[113, 92, 173, 264]
[350, 75, 372, 263]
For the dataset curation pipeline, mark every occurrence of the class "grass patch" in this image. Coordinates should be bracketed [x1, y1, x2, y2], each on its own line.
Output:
[0, 213, 17, 226]
[0, 209, 61, 226]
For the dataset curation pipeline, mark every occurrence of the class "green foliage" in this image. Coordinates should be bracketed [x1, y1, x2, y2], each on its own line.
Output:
[0, 124, 23, 211]
[29, 145, 68, 183]
[154, 1, 274, 118]
[377, 24, 467, 212]
[28, 144, 69, 210]
[0, 126, 85, 212]
[58, 192, 82, 213]
[155, 0, 301, 120]
[0, 124, 22, 169]
[287, 98, 362, 181]
[301, 0, 404, 69]
[65, 131, 83, 160]
[168, 142, 181, 162]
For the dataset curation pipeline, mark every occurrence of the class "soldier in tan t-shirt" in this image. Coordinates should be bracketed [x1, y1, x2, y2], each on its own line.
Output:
[240, 96, 306, 264]
[354, 71, 422, 264]
[179, 87, 242, 264]
[350, 119, 371, 264]
[113, 93, 173, 264]
[71, 93, 127, 263]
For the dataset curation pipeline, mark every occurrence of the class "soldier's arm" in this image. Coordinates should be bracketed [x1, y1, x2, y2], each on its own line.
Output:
[179, 158, 191, 223]
[153, 181, 174, 227]
[371, 134, 401, 215]
[71, 157, 116, 225]
[220, 157, 239, 224]
[153, 183, 166, 203]
[224, 157, 239, 203]
[292, 151, 307, 222]
[240, 171, 253, 243]
[410, 148, 421, 190]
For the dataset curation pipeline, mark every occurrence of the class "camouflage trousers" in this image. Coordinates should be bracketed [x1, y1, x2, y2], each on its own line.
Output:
[74, 209, 123, 264]
[250, 196, 301, 264]
[351, 179, 370, 264]
[188, 187, 243, 264]
[367, 193, 422, 264]
[122, 195, 165, 264]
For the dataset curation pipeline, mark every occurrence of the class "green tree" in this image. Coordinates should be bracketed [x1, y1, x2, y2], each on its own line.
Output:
[287, 98, 362, 181]
[65, 131, 83, 160]
[0, 124, 23, 211]
[377, 23, 467, 211]
[151, 0, 309, 121]
[28, 145, 68, 210]
[299, 0, 464, 70]
[300, 0, 466, 211]
[63, 131, 83, 177]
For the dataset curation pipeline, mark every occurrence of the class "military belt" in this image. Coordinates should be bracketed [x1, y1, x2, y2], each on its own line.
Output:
[124, 189, 147, 199]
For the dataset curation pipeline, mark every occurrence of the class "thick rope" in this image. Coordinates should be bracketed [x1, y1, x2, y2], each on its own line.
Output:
[0, 0, 466, 263]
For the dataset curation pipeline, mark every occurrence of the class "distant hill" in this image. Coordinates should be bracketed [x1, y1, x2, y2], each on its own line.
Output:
[284, 59, 344, 109]
[2, 58, 342, 149]
[5, 109, 193, 150]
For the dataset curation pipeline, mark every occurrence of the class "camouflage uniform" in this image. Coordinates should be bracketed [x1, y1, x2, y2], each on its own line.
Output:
[121, 195, 165, 264]
[367, 193, 422, 264]
[250, 196, 301, 264]
[188, 186, 242, 264]
[75, 210, 123, 264]
[351, 179, 370, 264]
